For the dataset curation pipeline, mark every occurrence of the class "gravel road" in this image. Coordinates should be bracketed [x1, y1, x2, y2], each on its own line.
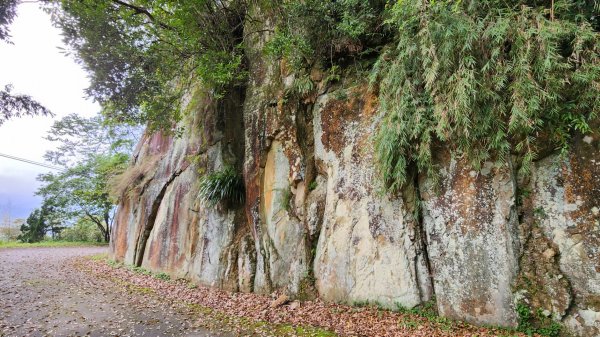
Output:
[0, 247, 219, 337]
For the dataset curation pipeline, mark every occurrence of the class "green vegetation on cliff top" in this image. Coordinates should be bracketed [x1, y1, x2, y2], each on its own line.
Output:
[47, 0, 600, 192]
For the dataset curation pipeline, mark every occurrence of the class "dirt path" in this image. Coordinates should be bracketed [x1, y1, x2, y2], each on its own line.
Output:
[0, 247, 221, 337]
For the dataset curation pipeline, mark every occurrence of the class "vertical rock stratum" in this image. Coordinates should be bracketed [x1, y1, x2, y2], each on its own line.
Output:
[109, 6, 600, 336]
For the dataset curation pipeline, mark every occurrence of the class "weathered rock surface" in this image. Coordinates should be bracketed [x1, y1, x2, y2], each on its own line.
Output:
[109, 7, 600, 335]
[527, 129, 600, 336]
[420, 153, 520, 327]
[110, 88, 253, 292]
[312, 90, 432, 309]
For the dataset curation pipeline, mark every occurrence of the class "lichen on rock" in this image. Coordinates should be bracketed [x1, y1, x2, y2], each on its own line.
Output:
[107, 4, 600, 336]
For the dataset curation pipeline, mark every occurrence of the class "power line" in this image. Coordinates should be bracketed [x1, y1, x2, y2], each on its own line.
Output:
[0, 152, 65, 172]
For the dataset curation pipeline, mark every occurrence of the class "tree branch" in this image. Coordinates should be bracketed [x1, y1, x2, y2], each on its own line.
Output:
[109, 0, 174, 31]
[85, 211, 107, 237]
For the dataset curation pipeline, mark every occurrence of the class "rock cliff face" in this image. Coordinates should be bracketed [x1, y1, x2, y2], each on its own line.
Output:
[524, 130, 600, 336]
[420, 154, 520, 327]
[110, 10, 600, 336]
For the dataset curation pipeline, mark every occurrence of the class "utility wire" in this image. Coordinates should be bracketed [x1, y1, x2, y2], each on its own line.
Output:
[0, 152, 65, 172]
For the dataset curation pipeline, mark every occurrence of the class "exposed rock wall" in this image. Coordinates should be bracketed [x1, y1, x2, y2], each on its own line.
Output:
[312, 90, 432, 309]
[110, 87, 254, 292]
[109, 7, 600, 336]
[525, 129, 600, 336]
[420, 153, 520, 326]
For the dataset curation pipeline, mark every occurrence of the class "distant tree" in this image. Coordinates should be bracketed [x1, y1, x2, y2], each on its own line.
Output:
[35, 113, 137, 242]
[37, 153, 128, 242]
[0, 226, 21, 241]
[43, 113, 138, 166]
[43, 198, 67, 239]
[18, 207, 50, 243]
[60, 217, 103, 242]
[0, 217, 23, 241]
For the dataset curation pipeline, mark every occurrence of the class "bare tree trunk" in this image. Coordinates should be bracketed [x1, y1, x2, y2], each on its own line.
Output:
[85, 212, 109, 243]
[103, 211, 111, 243]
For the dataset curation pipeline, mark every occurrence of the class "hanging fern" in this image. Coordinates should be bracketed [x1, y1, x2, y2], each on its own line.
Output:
[199, 166, 245, 207]
[372, 0, 600, 193]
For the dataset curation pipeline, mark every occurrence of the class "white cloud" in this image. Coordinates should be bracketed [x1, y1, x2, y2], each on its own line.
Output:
[0, 3, 100, 218]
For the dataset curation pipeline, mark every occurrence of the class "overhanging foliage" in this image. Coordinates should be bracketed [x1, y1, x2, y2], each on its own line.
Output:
[372, 0, 600, 193]
[49, 0, 247, 131]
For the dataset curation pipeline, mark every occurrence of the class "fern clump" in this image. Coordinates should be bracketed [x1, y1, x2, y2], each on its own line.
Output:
[199, 166, 245, 207]
[372, 0, 600, 193]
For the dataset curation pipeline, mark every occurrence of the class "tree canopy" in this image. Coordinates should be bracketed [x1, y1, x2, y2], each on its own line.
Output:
[18, 206, 50, 243]
[43, 113, 137, 166]
[35, 114, 138, 242]
[47, 0, 247, 131]
[32, 0, 600, 195]
[37, 153, 128, 242]
[0, 84, 53, 126]
[0, 0, 18, 42]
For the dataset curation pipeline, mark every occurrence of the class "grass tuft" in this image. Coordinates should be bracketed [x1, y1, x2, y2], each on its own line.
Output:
[199, 166, 245, 207]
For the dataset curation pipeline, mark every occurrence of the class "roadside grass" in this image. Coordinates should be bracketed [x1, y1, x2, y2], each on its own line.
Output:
[88, 252, 108, 260]
[101, 258, 168, 280]
[0, 240, 108, 249]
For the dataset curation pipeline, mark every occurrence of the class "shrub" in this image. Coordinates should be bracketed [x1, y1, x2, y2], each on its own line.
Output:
[278, 187, 292, 211]
[516, 303, 562, 337]
[61, 219, 103, 242]
[264, 0, 388, 73]
[131, 266, 152, 275]
[108, 155, 160, 201]
[154, 272, 171, 281]
[198, 166, 245, 207]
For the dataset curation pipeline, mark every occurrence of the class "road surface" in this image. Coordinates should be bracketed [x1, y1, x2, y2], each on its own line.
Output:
[0, 247, 219, 337]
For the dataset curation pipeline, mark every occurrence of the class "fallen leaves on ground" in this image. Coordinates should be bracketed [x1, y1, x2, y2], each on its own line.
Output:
[2, 247, 217, 336]
[77, 258, 526, 337]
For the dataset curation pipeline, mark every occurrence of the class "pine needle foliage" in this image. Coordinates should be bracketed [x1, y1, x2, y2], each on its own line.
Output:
[199, 166, 245, 207]
[372, 0, 600, 193]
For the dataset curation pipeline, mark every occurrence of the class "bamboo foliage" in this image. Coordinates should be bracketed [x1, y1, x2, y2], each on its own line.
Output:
[372, 0, 600, 193]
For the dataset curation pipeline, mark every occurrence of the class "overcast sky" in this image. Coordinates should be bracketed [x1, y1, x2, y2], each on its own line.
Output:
[0, 3, 99, 220]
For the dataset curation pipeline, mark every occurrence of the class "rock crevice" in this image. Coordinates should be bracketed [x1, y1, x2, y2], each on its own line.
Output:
[134, 168, 184, 267]
[109, 9, 600, 336]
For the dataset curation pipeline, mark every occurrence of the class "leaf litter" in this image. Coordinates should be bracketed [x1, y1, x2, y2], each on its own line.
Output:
[77, 256, 529, 337]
